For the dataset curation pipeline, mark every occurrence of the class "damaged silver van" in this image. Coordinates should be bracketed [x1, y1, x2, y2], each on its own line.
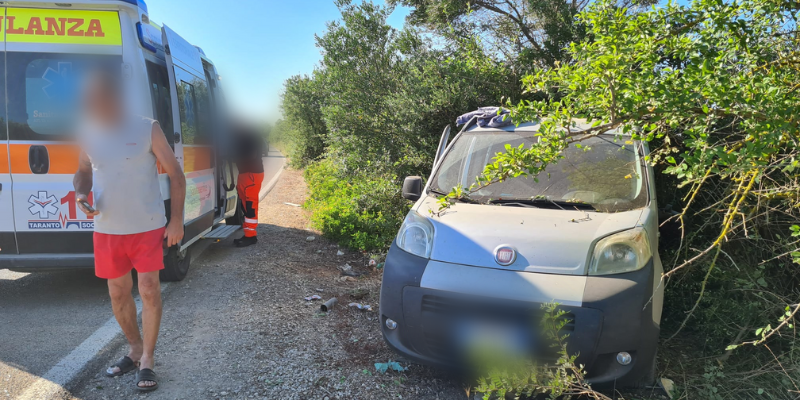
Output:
[379, 119, 664, 387]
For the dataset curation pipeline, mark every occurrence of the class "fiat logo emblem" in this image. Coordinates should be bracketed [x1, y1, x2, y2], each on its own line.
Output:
[494, 245, 517, 266]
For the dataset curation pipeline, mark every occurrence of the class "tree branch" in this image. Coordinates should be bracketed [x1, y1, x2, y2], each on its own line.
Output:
[474, 0, 546, 54]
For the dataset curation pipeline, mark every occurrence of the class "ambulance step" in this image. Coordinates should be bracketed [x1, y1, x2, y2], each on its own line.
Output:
[203, 224, 241, 240]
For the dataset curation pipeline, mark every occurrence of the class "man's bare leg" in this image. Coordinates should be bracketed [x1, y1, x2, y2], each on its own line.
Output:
[137, 271, 162, 388]
[108, 272, 143, 374]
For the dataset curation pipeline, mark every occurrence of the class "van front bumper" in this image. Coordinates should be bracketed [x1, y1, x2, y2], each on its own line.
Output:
[0, 254, 94, 270]
[379, 241, 660, 387]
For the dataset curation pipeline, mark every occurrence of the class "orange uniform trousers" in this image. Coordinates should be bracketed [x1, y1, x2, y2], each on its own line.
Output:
[236, 172, 264, 238]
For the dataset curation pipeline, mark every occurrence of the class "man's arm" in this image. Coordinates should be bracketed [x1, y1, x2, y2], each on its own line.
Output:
[74, 151, 99, 217]
[151, 122, 186, 247]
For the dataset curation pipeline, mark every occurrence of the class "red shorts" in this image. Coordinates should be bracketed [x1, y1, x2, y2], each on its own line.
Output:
[93, 227, 166, 280]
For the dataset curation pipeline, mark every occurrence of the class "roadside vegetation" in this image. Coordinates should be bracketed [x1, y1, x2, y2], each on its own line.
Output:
[273, 0, 800, 397]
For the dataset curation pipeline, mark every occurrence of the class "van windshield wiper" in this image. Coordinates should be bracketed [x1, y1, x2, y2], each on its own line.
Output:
[488, 198, 596, 211]
[429, 188, 479, 204]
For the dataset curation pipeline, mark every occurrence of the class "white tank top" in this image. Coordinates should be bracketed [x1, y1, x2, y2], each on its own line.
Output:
[81, 116, 167, 235]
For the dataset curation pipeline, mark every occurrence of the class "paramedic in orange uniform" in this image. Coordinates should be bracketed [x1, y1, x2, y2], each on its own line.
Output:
[233, 124, 265, 247]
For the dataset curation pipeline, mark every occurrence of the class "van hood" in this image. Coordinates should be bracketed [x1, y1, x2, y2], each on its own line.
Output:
[417, 196, 648, 276]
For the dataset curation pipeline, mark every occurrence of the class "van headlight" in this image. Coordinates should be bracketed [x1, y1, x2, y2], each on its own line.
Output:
[589, 227, 652, 275]
[396, 211, 434, 258]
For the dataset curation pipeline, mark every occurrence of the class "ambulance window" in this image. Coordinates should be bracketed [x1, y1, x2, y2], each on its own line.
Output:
[145, 61, 174, 145]
[177, 81, 199, 145]
[6, 53, 121, 140]
[194, 80, 212, 142]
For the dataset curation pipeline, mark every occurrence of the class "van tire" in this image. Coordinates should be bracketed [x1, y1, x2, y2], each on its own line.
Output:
[160, 245, 191, 282]
[631, 351, 657, 388]
[225, 200, 244, 226]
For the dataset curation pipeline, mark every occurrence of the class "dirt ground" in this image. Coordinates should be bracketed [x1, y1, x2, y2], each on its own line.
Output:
[70, 168, 466, 400]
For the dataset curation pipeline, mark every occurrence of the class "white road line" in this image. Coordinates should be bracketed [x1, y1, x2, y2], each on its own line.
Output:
[259, 153, 286, 202]
[16, 283, 170, 400]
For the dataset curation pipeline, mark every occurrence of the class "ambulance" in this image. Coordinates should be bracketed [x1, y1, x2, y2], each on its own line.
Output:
[0, 0, 243, 281]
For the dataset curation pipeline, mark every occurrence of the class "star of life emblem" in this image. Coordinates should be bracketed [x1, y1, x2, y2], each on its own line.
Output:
[28, 191, 59, 218]
[42, 62, 73, 99]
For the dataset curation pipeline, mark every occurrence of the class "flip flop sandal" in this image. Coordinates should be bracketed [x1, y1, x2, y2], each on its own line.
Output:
[104, 356, 138, 377]
[135, 368, 159, 392]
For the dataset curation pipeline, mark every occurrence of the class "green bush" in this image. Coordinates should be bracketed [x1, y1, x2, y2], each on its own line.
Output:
[304, 160, 410, 252]
[280, 75, 328, 168]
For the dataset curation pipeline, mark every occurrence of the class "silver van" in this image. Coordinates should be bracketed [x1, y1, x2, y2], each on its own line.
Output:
[379, 120, 664, 387]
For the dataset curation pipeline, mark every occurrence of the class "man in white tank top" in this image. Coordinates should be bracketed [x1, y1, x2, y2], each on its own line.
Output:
[73, 72, 186, 392]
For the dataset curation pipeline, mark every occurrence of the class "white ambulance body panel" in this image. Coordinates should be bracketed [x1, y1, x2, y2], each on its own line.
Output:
[0, 0, 235, 273]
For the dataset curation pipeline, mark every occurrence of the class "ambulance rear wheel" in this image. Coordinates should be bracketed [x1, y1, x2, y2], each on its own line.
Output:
[160, 246, 191, 282]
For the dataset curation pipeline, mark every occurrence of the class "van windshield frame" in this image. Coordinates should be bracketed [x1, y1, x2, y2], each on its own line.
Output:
[429, 130, 650, 213]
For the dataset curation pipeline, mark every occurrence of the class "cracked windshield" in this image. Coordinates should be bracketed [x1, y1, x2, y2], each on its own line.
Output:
[432, 132, 647, 212]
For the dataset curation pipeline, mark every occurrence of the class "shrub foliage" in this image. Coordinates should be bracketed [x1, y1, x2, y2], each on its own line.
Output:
[283, 0, 519, 251]
[281, 0, 800, 396]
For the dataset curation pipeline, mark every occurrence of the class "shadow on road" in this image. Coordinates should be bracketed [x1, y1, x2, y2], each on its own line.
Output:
[0, 269, 110, 394]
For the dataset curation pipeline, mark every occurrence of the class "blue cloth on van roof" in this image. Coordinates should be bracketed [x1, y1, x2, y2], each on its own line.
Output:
[456, 107, 513, 128]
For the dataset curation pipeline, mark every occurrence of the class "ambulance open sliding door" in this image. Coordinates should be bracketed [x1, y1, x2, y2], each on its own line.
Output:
[0, 6, 17, 256]
[5, 7, 122, 255]
[162, 25, 216, 244]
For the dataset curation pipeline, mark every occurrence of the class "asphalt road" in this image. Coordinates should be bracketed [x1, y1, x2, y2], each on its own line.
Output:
[0, 150, 285, 400]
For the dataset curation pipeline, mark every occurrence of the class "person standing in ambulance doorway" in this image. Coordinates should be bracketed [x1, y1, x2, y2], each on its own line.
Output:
[73, 73, 186, 392]
[232, 122, 265, 247]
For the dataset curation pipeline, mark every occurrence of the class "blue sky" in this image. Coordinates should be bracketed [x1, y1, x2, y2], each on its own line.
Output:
[146, 0, 410, 123]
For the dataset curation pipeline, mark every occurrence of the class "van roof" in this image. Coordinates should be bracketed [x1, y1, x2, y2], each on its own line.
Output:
[117, 0, 148, 12]
[465, 119, 630, 136]
[8, 0, 148, 11]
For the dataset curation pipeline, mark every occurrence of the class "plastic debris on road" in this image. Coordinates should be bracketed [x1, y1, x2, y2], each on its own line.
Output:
[306, 236, 316, 241]
[336, 250, 345, 256]
[374, 361, 407, 374]
[321, 298, 338, 312]
[660, 378, 676, 398]
[338, 263, 352, 272]
[368, 259, 377, 268]
[348, 303, 372, 311]
[349, 288, 368, 300]
[304, 295, 322, 301]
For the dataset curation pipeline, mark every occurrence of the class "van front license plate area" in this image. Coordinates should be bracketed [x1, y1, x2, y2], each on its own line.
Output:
[454, 318, 534, 361]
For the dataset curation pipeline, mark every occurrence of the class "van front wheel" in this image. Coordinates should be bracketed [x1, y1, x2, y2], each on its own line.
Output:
[160, 246, 191, 282]
[631, 351, 657, 388]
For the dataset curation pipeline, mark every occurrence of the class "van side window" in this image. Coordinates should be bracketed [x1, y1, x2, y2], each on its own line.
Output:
[177, 81, 199, 145]
[145, 61, 174, 145]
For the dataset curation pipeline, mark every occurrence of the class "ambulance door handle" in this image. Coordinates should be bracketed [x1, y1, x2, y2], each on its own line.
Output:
[29, 145, 50, 174]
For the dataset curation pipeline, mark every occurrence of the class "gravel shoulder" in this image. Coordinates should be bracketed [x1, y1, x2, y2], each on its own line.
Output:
[69, 168, 465, 400]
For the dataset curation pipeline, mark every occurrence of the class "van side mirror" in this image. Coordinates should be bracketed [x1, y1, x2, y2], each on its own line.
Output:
[402, 176, 423, 201]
